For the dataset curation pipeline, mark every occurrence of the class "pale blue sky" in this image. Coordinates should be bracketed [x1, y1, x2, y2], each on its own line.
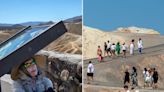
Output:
[84, 0, 164, 34]
[0, 0, 82, 24]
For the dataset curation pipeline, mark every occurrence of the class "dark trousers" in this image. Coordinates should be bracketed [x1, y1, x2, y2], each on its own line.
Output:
[138, 48, 142, 54]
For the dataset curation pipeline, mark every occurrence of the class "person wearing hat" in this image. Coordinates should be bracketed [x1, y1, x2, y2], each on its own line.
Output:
[11, 55, 55, 92]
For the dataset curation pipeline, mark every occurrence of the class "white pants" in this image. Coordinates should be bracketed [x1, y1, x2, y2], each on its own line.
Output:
[130, 48, 134, 55]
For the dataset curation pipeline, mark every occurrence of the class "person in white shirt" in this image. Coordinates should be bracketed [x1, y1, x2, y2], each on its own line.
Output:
[145, 69, 153, 87]
[111, 43, 116, 57]
[130, 39, 135, 55]
[87, 61, 94, 84]
[107, 40, 112, 56]
[122, 42, 127, 57]
[138, 38, 143, 54]
[143, 68, 147, 87]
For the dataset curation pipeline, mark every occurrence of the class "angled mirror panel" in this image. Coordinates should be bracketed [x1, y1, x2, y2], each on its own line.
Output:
[0, 21, 67, 77]
[0, 26, 49, 60]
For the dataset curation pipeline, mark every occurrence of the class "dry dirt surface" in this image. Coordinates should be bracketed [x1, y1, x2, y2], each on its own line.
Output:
[83, 26, 164, 92]
[44, 32, 82, 54]
[83, 46, 164, 91]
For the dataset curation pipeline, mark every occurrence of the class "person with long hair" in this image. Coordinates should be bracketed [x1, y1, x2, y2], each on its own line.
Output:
[131, 67, 138, 89]
[11, 55, 55, 92]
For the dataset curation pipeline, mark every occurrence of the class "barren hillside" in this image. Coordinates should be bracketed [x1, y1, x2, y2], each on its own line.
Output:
[44, 32, 82, 54]
[0, 22, 82, 54]
[83, 26, 164, 59]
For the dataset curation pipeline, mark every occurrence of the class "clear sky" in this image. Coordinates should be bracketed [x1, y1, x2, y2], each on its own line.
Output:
[0, 0, 82, 24]
[84, 0, 164, 34]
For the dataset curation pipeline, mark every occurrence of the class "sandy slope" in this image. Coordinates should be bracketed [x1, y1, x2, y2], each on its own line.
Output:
[44, 32, 82, 54]
[83, 26, 164, 92]
[84, 84, 164, 92]
[65, 22, 82, 35]
[83, 42, 164, 91]
[83, 26, 164, 59]
[0, 31, 10, 43]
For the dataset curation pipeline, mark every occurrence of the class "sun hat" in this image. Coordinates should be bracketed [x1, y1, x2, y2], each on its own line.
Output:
[11, 55, 46, 80]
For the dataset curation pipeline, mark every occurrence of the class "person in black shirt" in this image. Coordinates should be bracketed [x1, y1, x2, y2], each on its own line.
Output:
[124, 69, 130, 86]
[152, 68, 158, 89]
[104, 42, 108, 56]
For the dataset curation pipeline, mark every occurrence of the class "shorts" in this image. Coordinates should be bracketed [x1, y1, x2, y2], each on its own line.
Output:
[107, 48, 111, 52]
[123, 50, 126, 53]
[112, 50, 115, 54]
[87, 73, 94, 77]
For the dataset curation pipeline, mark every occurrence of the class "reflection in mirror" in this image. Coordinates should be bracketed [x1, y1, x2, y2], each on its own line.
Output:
[0, 26, 49, 60]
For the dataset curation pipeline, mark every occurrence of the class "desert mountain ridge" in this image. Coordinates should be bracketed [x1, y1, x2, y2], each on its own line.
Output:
[0, 15, 82, 30]
[116, 26, 160, 34]
[84, 26, 160, 34]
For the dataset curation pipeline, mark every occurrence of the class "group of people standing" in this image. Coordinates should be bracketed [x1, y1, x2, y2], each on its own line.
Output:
[143, 67, 158, 89]
[124, 67, 138, 90]
[97, 41, 128, 62]
[123, 66, 159, 90]
[130, 38, 143, 55]
[104, 41, 126, 57]
[86, 61, 159, 90]
[97, 38, 143, 62]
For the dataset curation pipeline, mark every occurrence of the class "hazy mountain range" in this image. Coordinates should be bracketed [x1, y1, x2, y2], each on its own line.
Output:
[0, 16, 82, 30]
[0, 16, 82, 54]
